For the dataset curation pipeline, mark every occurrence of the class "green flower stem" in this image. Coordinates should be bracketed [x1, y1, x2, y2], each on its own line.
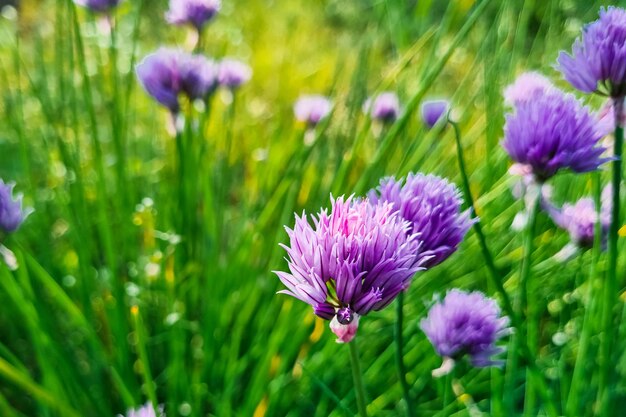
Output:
[395, 292, 416, 417]
[521, 197, 540, 417]
[566, 173, 602, 416]
[451, 121, 557, 417]
[598, 96, 624, 416]
[348, 340, 369, 417]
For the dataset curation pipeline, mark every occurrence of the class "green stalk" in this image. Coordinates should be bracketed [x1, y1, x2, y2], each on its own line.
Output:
[598, 96, 624, 415]
[348, 340, 369, 417]
[521, 196, 540, 417]
[451, 121, 557, 417]
[566, 173, 603, 416]
[394, 292, 416, 417]
[451, 121, 512, 313]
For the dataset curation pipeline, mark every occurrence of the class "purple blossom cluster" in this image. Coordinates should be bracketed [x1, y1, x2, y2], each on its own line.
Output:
[166, 0, 221, 31]
[293, 95, 333, 127]
[275, 196, 426, 342]
[136, 49, 251, 113]
[420, 289, 510, 370]
[543, 187, 612, 252]
[557, 6, 626, 97]
[502, 88, 608, 182]
[0, 180, 27, 235]
[368, 173, 474, 268]
[364, 92, 401, 123]
[420, 100, 450, 128]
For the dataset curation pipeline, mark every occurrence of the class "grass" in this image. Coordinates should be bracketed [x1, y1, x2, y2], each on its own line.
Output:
[0, 0, 624, 416]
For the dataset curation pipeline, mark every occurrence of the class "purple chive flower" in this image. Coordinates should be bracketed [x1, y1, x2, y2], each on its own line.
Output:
[217, 59, 252, 89]
[543, 187, 612, 251]
[166, 0, 221, 31]
[275, 196, 428, 342]
[504, 72, 554, 106]
[136, 49, 183, 113]
[502, 89, 608, 182]
[420, 289, 510, 373]
[557, 7, 626, 97]
[179, 54, 218, 100]
[118, 403, 164, 417]
[74, 0, 121, 12]
[136, 49, 218, 112]
[364, 92, 401, 123]
[0, 180, 27, 235]
[294, 95, 333, 127]
[421, 100, 450, 128]
[368, 173, 474, 268]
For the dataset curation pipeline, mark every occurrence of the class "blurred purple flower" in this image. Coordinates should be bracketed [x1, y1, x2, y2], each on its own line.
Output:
[421, 100, 450, 128]
[0, 180, 27, 234]
[180, 54, 218, 100]
[136, 49, 218, 112]
[502, 89, 608, 181]
[218, 59, 252, 89]
[275, 196, 428, 342]
[420, 289, 510, 372]
[504, 72, 554, 106]
[364, 92, 401, 123]
[166, 0, 221, 31]
[543, 186, 612, 251]
[74, 0, 121, 13]
[368, 173, 474, 268]
[294, 95, 332, 127]
[557, 7, 626, 97]
[136, 49, 183, 113]
[118, 403, 164, 417]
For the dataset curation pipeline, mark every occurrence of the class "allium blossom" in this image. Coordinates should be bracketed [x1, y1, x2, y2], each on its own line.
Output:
[136, 49, 217, 113]
[502, 89, 608, 181]
[368, 173, 474, 268]
[421, 100, 450, 128]
[118, 403, 164, 417]
[364, 92, 401, 123]
[504, 72, 554, 106]
[179, 54, 218, 100]
[557, 7, 626, 97]
[74, 0, 121, 12]
[0, 180, 27, 235]
[420, 289, 510, 374]
[275, 196, 428, 342]
[166, 0, 221, 31]
[294, 95, 333, 127]
[218, 59, 252, 89]
[543, 187, 612, 257]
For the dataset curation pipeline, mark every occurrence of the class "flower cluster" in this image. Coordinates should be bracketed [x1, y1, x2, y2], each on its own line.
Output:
[502, 88, 608, 182]
[166, 0, 221, 31]
[136, 49, 250, 113]
[275, 196, 428, 342]
[421, 100, 450, 128]
[557, 6, 626, 97]
[0, 180, 27, 235]
[543, 187, 612, 255]
[420, 289, 510, 372]
[364, 92, 401, 123]
[368, 173, 474, 268]
[293, 95, 333, 127]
